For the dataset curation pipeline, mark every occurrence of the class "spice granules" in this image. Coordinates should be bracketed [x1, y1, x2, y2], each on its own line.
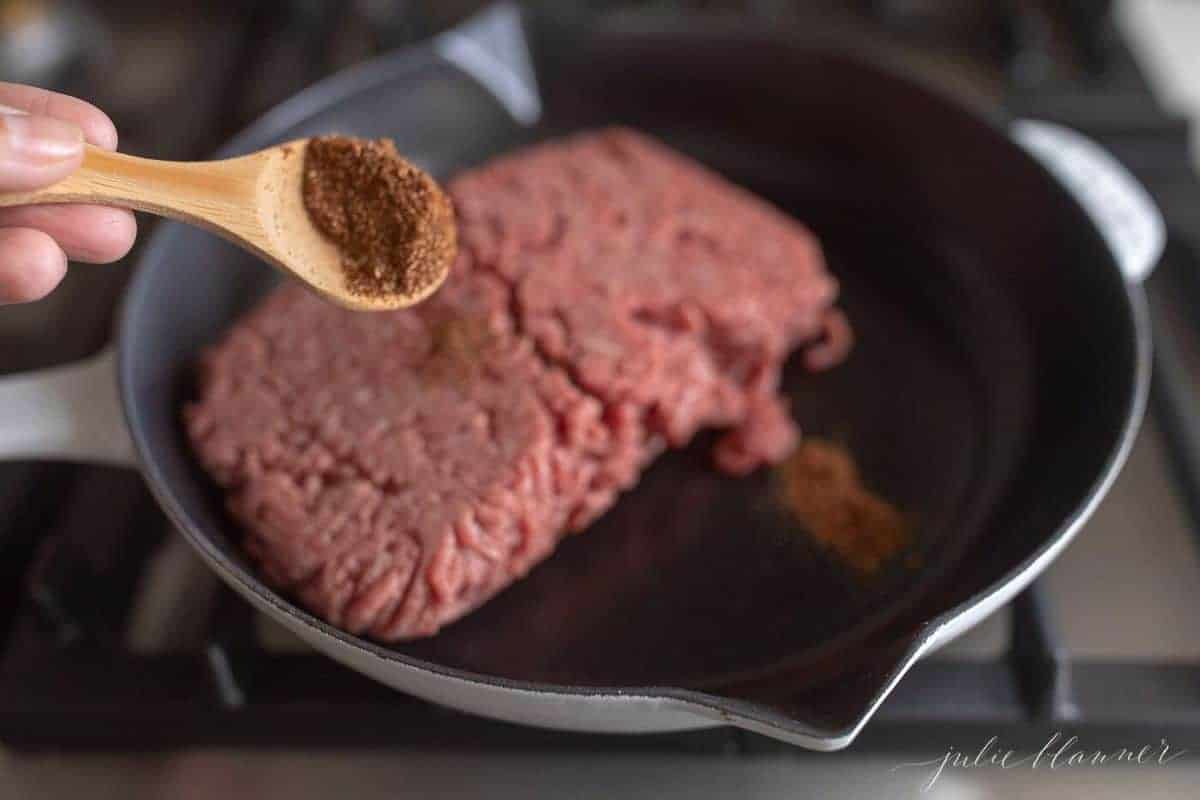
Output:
[420, 316, 496, 385]
[778, 438, 910, 574]
[302, 135, 456, 300]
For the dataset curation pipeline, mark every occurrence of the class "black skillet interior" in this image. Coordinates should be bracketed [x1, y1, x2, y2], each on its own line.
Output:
[120, 11, 1141, 702]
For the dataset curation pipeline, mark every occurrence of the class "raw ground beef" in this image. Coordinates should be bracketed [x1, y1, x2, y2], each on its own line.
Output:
[185, 128, 850, 641]
[452, 129, 849, 472]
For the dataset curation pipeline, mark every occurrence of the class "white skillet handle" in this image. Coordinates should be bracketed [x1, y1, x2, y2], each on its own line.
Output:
[1012, 119, 1165, 283]
[0, 345, 136, 466]
[433, 1, 541, 126]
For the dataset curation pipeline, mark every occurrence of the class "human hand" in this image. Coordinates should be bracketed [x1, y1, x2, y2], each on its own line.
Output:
[0, 83, 136, 304]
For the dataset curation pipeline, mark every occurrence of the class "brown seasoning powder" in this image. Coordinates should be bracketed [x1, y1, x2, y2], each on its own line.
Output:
[420, 316, 496, 385]
[303, 135, 456, 299]
[778, 438, 910, 574]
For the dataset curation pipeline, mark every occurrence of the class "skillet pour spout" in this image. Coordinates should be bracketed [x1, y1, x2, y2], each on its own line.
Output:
[0, 2, 1159, 749]
[684, 630, 932, 750]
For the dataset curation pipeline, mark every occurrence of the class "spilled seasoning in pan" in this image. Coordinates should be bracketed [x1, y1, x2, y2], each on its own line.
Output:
[777, 438, 911, 573]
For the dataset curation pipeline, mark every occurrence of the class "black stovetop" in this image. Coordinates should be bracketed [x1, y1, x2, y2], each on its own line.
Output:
[3, 0, 1200, 752]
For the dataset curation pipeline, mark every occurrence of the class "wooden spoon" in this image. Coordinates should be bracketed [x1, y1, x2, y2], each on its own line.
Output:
[0, 141, 452, 311]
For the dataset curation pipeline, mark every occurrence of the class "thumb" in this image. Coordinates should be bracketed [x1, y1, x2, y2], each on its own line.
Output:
[0, 106, 83, 193]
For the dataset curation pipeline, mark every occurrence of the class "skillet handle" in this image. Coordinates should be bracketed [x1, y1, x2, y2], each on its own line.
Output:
[433, 1, 541, 125]
[0, 346, 135, 466]
[1012, 119, 1165, 283]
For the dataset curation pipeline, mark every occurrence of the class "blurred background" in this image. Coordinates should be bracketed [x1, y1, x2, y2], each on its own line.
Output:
[2, 0, 1200, 797]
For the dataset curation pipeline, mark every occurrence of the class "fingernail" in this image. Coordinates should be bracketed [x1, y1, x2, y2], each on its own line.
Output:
[0, 112, 82, 164]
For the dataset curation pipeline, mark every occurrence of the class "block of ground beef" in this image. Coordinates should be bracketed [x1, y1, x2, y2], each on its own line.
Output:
[186, 128, 849, 641]
[186, 271, 647, 639]
[451, 128, 850, 473]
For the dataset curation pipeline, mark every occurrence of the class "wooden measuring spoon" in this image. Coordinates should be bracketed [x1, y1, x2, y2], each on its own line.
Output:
[0, 141, 453, 311]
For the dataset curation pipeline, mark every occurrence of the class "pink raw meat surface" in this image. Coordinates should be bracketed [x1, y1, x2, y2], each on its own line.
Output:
[452, 129, 849, 472]
[185, 128, 850, 641]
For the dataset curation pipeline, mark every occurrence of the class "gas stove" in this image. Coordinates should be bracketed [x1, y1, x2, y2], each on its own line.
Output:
[1, 0, 1199, 759]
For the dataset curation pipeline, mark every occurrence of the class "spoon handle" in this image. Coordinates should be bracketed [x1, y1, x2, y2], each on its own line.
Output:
[0, 144, 261, 237]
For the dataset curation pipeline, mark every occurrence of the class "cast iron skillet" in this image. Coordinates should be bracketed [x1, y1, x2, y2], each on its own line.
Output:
[0, 4, 1160, 749]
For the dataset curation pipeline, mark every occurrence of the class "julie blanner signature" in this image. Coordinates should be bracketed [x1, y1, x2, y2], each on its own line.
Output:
[892, 732, 1187, 792]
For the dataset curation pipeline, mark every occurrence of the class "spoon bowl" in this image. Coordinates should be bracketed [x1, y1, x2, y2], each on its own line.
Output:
[0, 140, 451, 310]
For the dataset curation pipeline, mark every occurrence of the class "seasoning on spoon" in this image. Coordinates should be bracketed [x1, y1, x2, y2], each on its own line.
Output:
[302, 135, 456, 300]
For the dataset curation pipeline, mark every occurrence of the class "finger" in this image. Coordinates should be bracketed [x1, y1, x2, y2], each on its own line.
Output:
[0, 228, 67, 304]
[0, 204, 135, 263]
[0, 83, 117, 150]
[0, 111, 83, 191]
